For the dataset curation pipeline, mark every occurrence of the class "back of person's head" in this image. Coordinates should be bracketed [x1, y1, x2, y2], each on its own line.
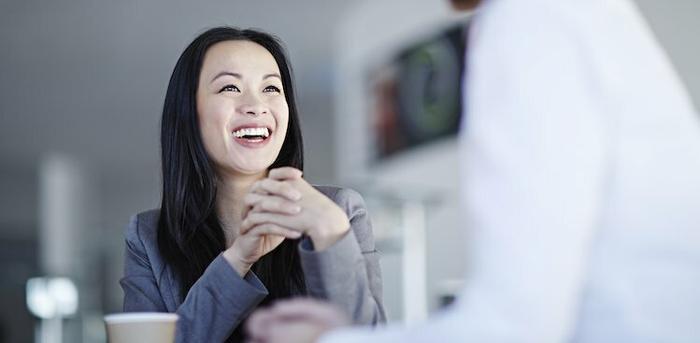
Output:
[450, 0, 482, 11]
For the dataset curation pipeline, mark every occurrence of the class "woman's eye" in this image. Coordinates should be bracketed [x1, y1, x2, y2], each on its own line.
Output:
[263, 85, 281, 93]
[219, 85, 240, 93]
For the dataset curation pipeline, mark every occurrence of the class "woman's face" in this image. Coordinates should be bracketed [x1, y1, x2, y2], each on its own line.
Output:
[196, 40, 289, 177]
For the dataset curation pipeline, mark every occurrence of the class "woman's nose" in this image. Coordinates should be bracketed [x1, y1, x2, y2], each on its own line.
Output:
[237, 96, 268, 117]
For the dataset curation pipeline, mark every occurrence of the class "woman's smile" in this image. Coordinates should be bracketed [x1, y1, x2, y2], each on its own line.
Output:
[231, 125, 273, 148]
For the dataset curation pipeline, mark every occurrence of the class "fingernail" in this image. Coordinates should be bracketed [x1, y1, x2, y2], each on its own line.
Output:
[293, 206, 302, 213]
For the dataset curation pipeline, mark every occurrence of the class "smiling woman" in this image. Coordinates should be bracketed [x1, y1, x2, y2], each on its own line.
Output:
[118, 27, 386, 343]
[197, 40, 289, 175]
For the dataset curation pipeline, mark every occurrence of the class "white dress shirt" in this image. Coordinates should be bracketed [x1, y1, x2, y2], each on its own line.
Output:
[323, 0, 700, 341]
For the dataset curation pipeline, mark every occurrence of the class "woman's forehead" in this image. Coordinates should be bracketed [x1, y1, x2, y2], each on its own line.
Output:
[202, 40, 280, 77]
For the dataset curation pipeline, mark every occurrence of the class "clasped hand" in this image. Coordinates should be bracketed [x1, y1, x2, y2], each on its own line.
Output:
[224, 167, 350, 276]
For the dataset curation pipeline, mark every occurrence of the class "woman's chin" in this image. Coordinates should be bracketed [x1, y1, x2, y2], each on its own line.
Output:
[222, 162, 273, 178]
[213, 153, 279, 178]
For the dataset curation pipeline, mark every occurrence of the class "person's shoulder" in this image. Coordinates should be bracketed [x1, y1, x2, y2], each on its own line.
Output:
[313, 186, 375, 247]
[313, 185, 367, 213]
[125, 209, 161, 245]
[123, 209, 169, 281]
[313, 185, 363, 202]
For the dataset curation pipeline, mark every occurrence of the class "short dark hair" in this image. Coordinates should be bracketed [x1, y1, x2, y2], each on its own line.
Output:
[450, 0, 481, 11]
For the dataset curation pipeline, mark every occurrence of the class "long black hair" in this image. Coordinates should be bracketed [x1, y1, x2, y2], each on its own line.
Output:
[157, 27, 306, 340]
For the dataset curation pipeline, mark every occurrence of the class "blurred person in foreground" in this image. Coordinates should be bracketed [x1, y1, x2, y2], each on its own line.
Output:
[120, 27, 385, 343]
[246, 0, 700, 341]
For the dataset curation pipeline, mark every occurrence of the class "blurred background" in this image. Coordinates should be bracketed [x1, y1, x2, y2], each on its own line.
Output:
[1, 0, 699, 342]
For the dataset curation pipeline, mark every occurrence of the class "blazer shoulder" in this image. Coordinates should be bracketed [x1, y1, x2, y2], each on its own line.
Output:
[313, 185, 369, 228]
[123, 209, 180, 310]
[124, 209, 163, 275]
[125, 209, 161, 245]
[313, 185, 375, 252]
[313, 185, 366, 210]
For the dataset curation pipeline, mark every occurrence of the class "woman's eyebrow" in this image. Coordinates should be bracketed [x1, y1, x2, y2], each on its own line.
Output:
[210, 72, 280, 83]
[211, 71, 242, 83]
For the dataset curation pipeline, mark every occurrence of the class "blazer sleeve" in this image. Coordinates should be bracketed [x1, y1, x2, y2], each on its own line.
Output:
[120, 214, 269, 342]
[298, 188, 387, 325]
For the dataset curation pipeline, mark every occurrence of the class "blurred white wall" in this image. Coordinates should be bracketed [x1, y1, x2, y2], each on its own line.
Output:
[334, 0, 470, 319]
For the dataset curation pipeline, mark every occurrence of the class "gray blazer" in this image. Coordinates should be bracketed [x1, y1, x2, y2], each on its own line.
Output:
[120, 186, 385, 342]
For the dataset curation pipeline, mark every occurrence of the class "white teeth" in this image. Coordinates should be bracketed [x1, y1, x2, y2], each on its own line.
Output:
[233, 127, 269, 138]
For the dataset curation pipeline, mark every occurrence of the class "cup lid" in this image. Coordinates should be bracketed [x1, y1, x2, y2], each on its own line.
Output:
[104, 312, 178, 323]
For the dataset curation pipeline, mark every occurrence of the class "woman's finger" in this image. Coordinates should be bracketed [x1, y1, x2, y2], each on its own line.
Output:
[242, 211, 306, 236]
[250, 179, 301, 201]
[247, 307, 274, 340]
[244, 223, 302, 240]
[244, 193, 301, 215]
[241, 212, 304, 235]
[270, 299, 346, 323]
[268, 167, 303, 181]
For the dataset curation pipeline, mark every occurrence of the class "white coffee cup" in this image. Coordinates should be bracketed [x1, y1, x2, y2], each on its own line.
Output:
[104, 312, 178, 343]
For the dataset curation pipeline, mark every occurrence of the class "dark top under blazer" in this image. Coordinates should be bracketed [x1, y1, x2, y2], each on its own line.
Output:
[120, 186, 386, 342]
